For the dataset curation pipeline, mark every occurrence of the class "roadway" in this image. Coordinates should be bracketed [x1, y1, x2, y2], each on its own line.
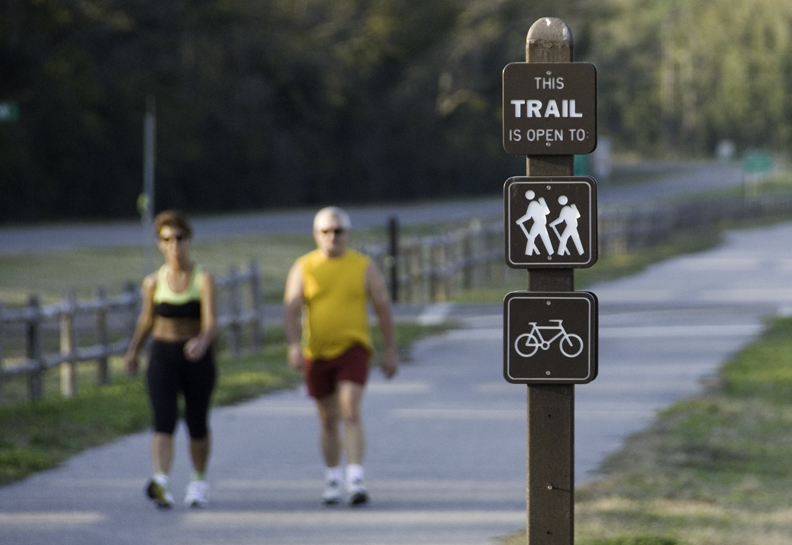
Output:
[0, 161, 743, 255]
[2, 216, 789, 544]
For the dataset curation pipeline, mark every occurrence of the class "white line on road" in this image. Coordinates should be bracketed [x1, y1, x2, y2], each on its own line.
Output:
[677, 258, 762, 270]
[596, 289, 792, 304]
[392, 408, 523, 419]
[230, 406, 315, 416]
[444, 324, 762, 341]
[219, 479, 520, 492]
[183, 510, 525, 527]
[700, 289, 792, 303]
[599, 324, 763, 338]
[417, 303, 455, 325]
[0, 512, 105, 526]
[366, 381, 432, 394]
[444, 329, 502, 340]
[391, 406, 664, 421]
[215, 479, 524, 502]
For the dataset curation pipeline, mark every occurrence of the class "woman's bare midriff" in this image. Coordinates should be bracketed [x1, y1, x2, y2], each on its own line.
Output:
[152, 317, 201, 342]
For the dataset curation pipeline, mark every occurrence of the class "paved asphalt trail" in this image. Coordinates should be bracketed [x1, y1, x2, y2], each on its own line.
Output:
[0, 161, 770, 544]
[2, 218, 791, 544]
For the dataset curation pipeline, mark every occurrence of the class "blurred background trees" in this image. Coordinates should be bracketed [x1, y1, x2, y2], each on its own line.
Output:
[1, 0, 791, 223]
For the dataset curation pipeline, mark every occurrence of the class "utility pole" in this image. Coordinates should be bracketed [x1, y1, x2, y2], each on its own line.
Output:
[142, 95, 156, 275]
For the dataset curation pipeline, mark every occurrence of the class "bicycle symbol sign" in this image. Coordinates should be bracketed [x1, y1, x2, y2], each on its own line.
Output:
[514, 319, 583, 358]
[503, 291, 598, 384]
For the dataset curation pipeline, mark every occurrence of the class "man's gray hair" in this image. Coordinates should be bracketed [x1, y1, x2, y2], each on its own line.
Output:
[313, 206, 352, 231]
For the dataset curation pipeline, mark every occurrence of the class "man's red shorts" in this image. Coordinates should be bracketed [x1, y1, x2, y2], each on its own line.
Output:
[304, 345, 370, 399]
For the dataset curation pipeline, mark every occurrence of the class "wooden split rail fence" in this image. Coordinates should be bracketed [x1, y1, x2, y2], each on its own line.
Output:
[362, 219, 506, 305]
[4, 190, 791, 403]
[0, 261, 264, 404]
[364, 191, 792, 304]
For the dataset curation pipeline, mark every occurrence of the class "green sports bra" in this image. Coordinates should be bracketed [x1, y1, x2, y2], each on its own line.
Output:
[153, 265, 202, 319]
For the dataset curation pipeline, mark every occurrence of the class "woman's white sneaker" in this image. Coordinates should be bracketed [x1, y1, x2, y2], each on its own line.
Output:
[184, 480, 211, 508]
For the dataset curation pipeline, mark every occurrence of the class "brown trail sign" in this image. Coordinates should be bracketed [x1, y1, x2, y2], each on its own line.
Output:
[503, 62, 597, 156]
[504, 176, 598, 269]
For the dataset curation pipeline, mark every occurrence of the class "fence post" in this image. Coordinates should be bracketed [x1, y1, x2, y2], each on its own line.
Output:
[0, 303, 5, 405]
[462, 221, 477, 291]
[60, 290, 78, 398]
[249, 260, 263, 352]
[488, 228, 501, 287]
[124, 281, 139, 376]
[429, 242, 440, 302]
[408, 244, 422, 303]
[228, 264, 242, 358]
[27, 294, 44, 401]
[387, 216, 399, 303]
[445, 235, 456, 299]
[96, 286, 110, 385]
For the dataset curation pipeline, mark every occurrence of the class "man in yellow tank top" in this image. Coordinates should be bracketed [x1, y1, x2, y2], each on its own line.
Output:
[284, 207, 398, 506]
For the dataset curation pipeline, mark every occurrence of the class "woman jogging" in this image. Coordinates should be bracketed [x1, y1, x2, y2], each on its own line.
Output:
[125, 210, 217, 509]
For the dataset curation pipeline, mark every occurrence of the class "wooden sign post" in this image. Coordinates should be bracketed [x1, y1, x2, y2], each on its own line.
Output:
[501, 17, 600, 544]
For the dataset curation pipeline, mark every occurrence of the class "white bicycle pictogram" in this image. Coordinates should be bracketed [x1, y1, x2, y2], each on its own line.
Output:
[514, 319, 584, 358]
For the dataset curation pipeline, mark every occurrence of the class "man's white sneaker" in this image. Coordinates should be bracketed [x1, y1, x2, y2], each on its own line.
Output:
[346, 478, 369, 505]
[322, 480, 342, 505]
[184, 480, 211, 508]
[146, 476, 175, 509]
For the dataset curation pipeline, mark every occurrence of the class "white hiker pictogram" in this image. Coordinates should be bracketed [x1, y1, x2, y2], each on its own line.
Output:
[514, 319, 584, 358]
[515, 190, 554, 256]
[549, 195, 584, 256]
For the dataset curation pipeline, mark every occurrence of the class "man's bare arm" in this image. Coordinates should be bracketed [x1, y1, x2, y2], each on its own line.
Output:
[283, 262, 306, 370]
[366, 262, 398, 379]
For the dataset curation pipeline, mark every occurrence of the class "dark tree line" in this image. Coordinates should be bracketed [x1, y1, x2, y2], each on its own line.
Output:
[2, 0, 791, 223]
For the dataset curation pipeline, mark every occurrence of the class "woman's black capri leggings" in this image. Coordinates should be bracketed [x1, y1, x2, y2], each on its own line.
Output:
[146, 339, 216, 439]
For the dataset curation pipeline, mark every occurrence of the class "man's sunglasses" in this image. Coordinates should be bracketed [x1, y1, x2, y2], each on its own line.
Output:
[160, 233, 188, 243]
[319, 228, 347, 235]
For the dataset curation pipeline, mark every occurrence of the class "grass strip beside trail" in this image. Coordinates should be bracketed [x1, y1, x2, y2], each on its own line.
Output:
[500, 316, 792, 545]
[0, 322, 450, 486]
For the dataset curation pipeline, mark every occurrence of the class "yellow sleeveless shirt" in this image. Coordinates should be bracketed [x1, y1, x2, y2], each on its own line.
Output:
[298, 249, 373, 360]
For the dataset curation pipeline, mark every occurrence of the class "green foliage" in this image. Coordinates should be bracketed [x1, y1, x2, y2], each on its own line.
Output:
[721, 316, 792, 402]
[590, 0, 792, 156]
[3, 0, 792, 223]
[0, 0, 519, 221]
